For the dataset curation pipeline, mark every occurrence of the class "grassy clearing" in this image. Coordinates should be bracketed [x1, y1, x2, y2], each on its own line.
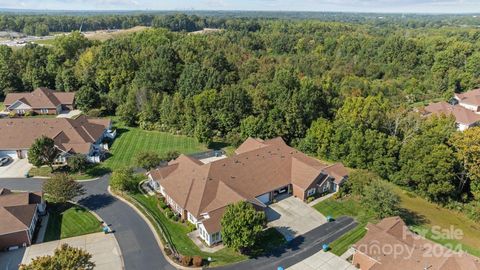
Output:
[128, 192, 247, 267]
[83, 26, 149, 41]
[314, 183, 480, 257]
[44, 203, 102, 241]
[103, 126, 206, 171]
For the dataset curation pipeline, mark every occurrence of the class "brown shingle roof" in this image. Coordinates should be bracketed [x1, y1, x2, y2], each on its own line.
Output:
[150, 137, 348, 233]
[0, 115, 110, 154]
[4, 88, 75, 109]
[354, 217, 480, 270]
[424, 101, 480, 125]
[0, 189, 41, 235]
[455, 88, 480, 107]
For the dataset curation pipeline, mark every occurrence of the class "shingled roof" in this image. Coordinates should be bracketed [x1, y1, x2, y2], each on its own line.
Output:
[150, 137, 348, 233]
[4, 88, 75, 109]
[424, 101, 480, 125]
[455, 88, 480, 108]
[354, 217, 480, 270]
[0, 189, 42, 236]
[0, 115, 111, 154]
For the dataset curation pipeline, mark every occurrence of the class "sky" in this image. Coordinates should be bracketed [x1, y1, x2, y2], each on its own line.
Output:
[2, 0, 480, 14]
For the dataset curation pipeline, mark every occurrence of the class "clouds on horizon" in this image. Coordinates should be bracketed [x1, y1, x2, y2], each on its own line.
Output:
[3, 0, 480, 13]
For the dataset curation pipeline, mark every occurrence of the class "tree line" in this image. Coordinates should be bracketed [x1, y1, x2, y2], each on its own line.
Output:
[0, 16, 480, 220]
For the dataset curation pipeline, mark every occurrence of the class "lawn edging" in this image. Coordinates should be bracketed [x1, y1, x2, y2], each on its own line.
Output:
[108, 186, 200, 270]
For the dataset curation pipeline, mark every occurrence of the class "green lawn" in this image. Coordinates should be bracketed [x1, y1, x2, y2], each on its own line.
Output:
[128, 192, 247, 267]
[103, 126, 206, 170]
[44, 203, 102, 241]
[29, 165, 110, 180]
[314, 197, 375, 255]
[314, 183, 480, 257]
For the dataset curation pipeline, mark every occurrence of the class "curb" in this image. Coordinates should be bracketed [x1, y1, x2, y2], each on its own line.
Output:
[69, 200, 126, 270]
[108, 186, 201, 270]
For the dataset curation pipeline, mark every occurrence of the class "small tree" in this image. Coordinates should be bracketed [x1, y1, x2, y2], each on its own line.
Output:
[68, 154, 89, 173]
[19, 243, 95, 270]
[28, 136, 59, 172]
[162, 150, 180, 162]
[221, 201, 266, 253]
[135, 151, 161, 170]
[361, 180, 400, 219]
[42, 174, 85, 203]
[110, 167, 137, 192]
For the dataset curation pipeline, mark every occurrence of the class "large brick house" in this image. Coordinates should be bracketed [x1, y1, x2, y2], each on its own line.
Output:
[147, 137, 348, 246]
[0, 188, 46, 251]
[4, 88, 75, 115]
[0, 115, 116, 163]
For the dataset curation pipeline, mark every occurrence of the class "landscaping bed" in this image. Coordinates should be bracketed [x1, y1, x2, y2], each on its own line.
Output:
[44, 202, 102, 241]
[29, 164, 110, 180]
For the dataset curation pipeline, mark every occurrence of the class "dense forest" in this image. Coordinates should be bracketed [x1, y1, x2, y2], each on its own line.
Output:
[1, 14, 480, 220]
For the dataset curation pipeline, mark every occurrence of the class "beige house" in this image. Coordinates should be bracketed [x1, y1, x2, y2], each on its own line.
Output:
[4, 88, 75, 115]
[0, 188, 46, 251]
[424, 101, 480, 131]
[0, 115, 116, 163]
[352, 217, 480, 270]
[454, 88, 480, 113]
[147, 137, 348, 246]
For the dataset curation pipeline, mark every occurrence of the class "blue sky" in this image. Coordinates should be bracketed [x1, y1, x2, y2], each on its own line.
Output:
[2, 0, 480, 14]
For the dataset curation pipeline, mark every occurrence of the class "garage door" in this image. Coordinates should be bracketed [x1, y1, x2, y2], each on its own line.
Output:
[256, 192, 270, 204]
[0, 151, 17, 158]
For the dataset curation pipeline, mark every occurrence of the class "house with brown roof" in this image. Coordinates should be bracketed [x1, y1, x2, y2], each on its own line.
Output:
[147, 137, 348, 246]
[4, 88, 75, 115]
[352, 216, 480, 270]
[454, 88, 480, 113]
[0, 115, 116, 163]
[423, 101, 480, 131]
[0, 188, 46, 251]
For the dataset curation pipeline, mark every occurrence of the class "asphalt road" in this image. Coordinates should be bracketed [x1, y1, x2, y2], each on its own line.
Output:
[0, 176, 174, 270]
[0, 177, 357, 270]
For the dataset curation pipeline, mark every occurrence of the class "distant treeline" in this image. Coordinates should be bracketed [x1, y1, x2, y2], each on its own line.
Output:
[1, 11, 480, 36]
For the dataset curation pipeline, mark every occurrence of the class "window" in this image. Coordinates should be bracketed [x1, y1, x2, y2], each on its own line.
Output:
[323, 183, 330, 192]
[40, 108, 48, 114]
[307, 188, 316, 196]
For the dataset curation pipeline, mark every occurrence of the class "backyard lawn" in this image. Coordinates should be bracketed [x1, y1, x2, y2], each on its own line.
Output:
[314, 182, 480, 257]
[44, 203, 102, 241]
[103, 126, 206, 170]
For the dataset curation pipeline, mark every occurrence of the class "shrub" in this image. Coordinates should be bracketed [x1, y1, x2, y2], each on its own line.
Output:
[172, 215, 179, 222]
[87, 108, 102, 117]
[25, 110, 35, 117]
[8, 111, 16, 118]
[187, 223, 196, 232]
[306, 196, 315, 203]
[158, 199, 167, 210]
[165, 208, 174, 219]
[193, 256, 203, 267]
[164, 247, 172, 256]
[181, 255, 193, 266]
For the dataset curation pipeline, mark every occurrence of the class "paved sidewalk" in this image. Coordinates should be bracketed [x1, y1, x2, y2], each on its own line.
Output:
[287, 250, 356, 270]
[22, 232, 123, 270]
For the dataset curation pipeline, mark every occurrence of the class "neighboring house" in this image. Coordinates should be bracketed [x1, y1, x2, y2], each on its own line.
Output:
[423, 101, 480, 131]
[0, 115, 116, 163]
[352, 216, 480, 270]
[147, 137, 348, 246]
[454, 88, 480, 113]
[0, 188, 46, 251]
[4, 88, 75, 115]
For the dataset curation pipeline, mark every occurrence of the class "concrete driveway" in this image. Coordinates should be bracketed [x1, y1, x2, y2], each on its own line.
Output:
[21, 232, 123, 270]
[266, 196, 326, 240]
[287, 250, 357, 270]
[0, 159, 32, 178]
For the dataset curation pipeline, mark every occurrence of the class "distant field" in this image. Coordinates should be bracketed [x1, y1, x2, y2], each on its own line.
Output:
[83, 26, 149, 41]
[103, 126, 206, 170]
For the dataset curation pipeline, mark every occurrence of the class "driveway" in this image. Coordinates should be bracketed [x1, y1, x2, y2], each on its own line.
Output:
[56, 109, 82, 119]
[0, 159, 32, 178]
[287, 250, 357, 270]
[266, 196, 326, 240]
[21, 232, 123, 270]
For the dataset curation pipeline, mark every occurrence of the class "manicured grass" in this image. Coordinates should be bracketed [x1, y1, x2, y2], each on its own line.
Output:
[29, 165, 110, 180]
[103, 126, 206, 170]
[128, 192, 247, 267]
[314, 197, 375, 255]
[44, 203, 102, 241]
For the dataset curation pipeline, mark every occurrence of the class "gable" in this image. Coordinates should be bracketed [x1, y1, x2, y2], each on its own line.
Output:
[8, 100, 32, 110]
